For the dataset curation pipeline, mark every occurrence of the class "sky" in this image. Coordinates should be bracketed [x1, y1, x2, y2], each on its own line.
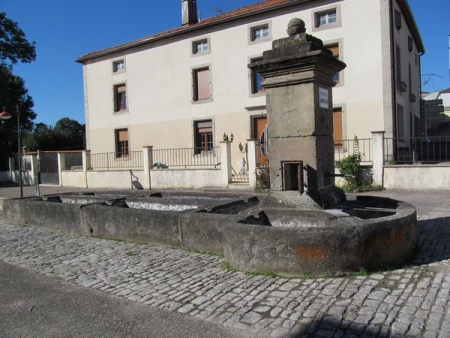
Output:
[2, 0, 450, 126]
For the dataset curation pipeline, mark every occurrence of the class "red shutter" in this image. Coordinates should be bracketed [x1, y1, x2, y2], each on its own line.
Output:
[333, 108, 343, 147]
[118, 129, 128, 142]
[196, 68, 210, 100]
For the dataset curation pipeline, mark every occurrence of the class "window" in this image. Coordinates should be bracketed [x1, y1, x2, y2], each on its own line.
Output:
[249, 22, 271, 43]
[316, 9, 337, 27]
[113, 60, 125, 73]
[115, 129, 129, 157]
[327, 44, 341, 83]
[312, 7, 340, 31]
[397, 105, 405, 140]
[192, 67, 211, 102]
[194, 120, 213, 154]
[192, 38, 209, 55]
[114, 84, 127, 112]
[394, 9, 402, 29]
[408, 36, 413, 52]
[250, 57, 264, 94]
[333, 107, 343, 147]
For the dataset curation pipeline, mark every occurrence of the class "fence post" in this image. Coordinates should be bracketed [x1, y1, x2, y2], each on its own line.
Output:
[82, 151, 89, 188]
[8, 157, 14, 183]
[57, 153, 63, 187]
[247, 139, 257, 189]
[142, 146, 153, 190]
[220, 141, 232, 187]
[371, 131, 385, 187]
[30, 154, 38, 186]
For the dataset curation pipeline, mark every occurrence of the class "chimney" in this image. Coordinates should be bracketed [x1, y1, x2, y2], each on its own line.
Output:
[182, 0, 198, 26]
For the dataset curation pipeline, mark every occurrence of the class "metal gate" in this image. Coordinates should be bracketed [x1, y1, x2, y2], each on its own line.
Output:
[39, 152, 59, 185]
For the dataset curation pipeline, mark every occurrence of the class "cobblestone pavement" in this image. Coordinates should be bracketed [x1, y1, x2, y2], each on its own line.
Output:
[1, 193, 450, 337]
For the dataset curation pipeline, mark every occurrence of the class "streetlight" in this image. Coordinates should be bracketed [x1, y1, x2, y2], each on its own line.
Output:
[0, 106, 23, 198]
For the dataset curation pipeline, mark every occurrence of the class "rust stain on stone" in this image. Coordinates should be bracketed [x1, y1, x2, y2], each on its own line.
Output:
[295, 244, 329, 262]
[369, 228, 406, 253]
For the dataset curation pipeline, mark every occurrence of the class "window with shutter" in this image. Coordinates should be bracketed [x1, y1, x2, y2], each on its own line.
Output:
[194, 120, 213, 154]
[115, 129, 129, 157]
[114, 84, 127, 112]
[193, 67, 211, 102]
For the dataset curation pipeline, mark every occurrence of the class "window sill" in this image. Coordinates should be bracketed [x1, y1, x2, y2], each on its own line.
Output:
[248, 37, 272, 45]
[250, 91, 266, 98]
[113, 109, 129, 114]
[191, 50, 211, 57]
[312, 23, 341, 32]
[192, 98, 213, 105]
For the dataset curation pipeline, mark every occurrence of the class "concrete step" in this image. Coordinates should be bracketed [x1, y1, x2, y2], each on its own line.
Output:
[228, 182, 250, 190]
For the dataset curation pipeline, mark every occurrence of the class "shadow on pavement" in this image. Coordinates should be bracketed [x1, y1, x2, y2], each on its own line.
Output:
[411, 217, 450, 266]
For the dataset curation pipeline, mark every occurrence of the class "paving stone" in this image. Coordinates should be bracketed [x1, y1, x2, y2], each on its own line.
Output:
[1, 211, 450, 337]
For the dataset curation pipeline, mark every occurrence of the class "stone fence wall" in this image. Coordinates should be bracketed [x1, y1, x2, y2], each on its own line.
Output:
[1, 133, 450, 190]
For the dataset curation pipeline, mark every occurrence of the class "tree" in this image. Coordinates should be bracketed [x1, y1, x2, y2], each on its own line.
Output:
[0, 12, 37, 155]
[0, 12, 36, 66]
[23, 118, 85, 151]
[0, 66, 36, 153]
[53, 117, 84, 150]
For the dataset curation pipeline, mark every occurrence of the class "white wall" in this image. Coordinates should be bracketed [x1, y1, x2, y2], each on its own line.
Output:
[82, 0, 419, 165]
[384, 165, 450, 190]
[150, 169, 222, 189]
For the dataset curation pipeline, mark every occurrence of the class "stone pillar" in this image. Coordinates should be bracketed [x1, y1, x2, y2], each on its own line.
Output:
[220, 141, 232, 188]
[142, 146, 153, 190]
[248, 18, 346, 208]
[247, 139, 257, 189]
[371, 131, 385, 187]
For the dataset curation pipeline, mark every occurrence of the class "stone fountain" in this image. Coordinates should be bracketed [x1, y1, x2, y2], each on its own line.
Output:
[2, 19, 417, 277]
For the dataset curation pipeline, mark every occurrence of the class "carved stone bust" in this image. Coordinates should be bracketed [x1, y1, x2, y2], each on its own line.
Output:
[286, 18, 306, 36]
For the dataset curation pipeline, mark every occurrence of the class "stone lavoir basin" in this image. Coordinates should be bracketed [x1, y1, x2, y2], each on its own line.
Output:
[3, 191, 417, 277]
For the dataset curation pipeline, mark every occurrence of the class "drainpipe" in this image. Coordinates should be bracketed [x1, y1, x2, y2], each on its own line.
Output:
[389, 0, 398, 159]
[418, 51, 425, 138]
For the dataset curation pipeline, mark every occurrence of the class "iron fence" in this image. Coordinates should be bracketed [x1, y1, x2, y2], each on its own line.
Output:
[384, 136, 450, 164]
[151, 147, 220, 168]
[334, 138, 372, 163]
[88, 151, 143, 170]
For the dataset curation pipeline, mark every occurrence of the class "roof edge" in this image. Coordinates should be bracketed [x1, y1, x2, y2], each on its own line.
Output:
[397, 0, 425, 54]
[75, 0, 315, 63]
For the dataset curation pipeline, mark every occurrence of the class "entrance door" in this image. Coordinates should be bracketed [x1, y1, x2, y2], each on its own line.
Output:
[253, 117, 269, 166]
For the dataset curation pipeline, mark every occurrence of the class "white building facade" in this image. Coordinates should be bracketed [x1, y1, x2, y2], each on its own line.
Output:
[76, 0, 424, 169]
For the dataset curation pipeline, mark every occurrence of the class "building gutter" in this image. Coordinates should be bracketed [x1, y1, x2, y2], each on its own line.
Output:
[389, 0, 397, 139]
[75, 0, 316, 63]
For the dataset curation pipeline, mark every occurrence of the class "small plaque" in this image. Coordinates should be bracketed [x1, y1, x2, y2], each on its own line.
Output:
[319, 87, 329, 109]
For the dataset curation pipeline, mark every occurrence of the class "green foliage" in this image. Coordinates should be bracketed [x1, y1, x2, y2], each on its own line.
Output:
[0, 66, 36, 154]
[255, 167, 270, 191]
[335, 136, 384, 193]
[220, 260, 233, 271]
[0, 12, 36, 66]
[336, 136, 362, 192]
[0, 13, 37, 155]
[22, 117, 85, 151]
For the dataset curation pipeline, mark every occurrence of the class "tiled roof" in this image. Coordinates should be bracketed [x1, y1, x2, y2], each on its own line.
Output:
[76, 0, 298, 62]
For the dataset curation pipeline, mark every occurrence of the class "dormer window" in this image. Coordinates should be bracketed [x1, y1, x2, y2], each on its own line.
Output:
[251, 24, 269, 41]
[316, 9, 337, 27]
[113, 60, 125, 73]
[192, 38, 209, 55]
[249, 22, 271, 44]
[312, 6, 341, 32]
